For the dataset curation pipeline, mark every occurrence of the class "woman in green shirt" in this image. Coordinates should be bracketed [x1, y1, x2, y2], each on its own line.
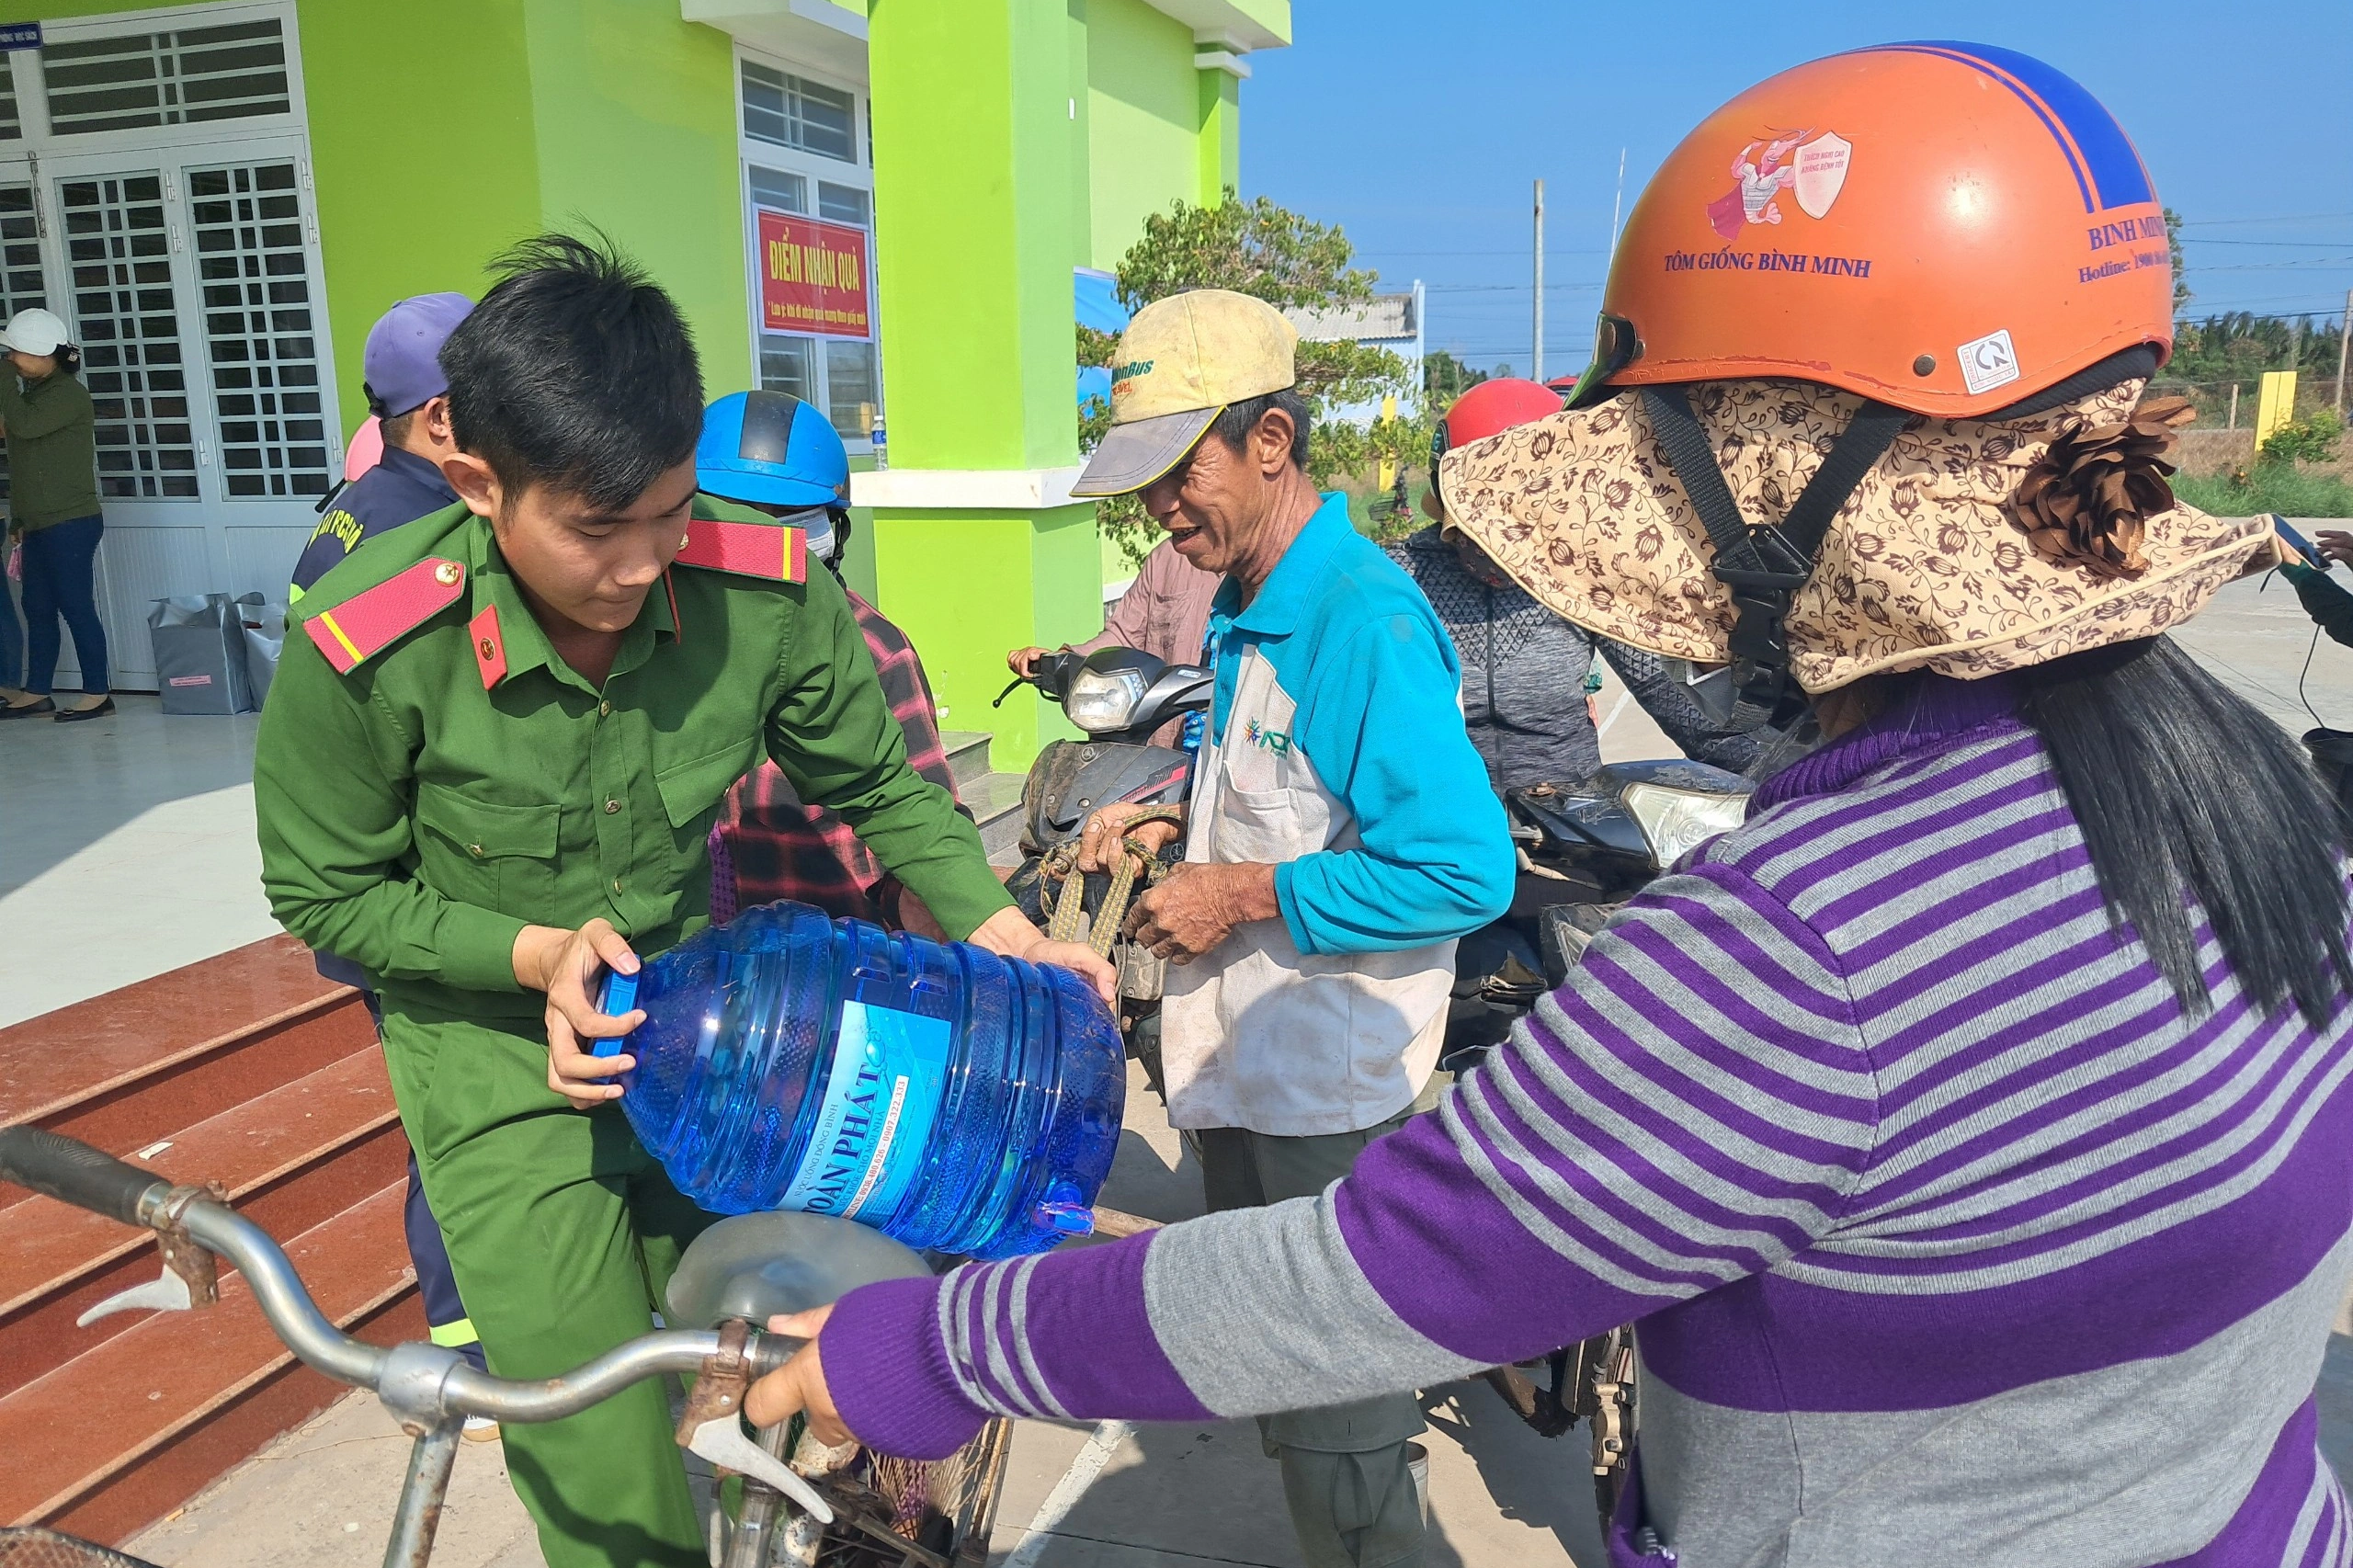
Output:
[0, 307, 109, 721]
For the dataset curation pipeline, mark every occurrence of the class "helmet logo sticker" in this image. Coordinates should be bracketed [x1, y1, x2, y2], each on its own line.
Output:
[1709, 131, 1804, 239]
[1959, 329, 2021, 396]
[1793, 132, 1852, 220]
[1707, 129, 1853, 240]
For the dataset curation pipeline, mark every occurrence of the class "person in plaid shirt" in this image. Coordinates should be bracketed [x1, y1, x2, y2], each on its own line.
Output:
[694, 391, 969, 933]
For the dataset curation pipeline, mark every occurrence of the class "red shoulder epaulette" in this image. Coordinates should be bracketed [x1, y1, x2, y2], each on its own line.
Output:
[674, 518, 806, 584]
[303, 557, 467, 674]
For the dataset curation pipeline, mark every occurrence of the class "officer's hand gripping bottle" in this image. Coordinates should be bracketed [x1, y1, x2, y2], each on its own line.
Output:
[596, 902, 1123, 1260]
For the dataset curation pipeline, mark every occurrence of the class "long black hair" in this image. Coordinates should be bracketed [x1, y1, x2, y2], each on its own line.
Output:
[2018, 636, 2353, 1028]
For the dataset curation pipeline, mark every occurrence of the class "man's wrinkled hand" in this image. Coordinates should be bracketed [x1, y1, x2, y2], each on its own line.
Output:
[1123, 861, 1279, 963]
[2318, 529, 2353, 568]
[1078, 801, 1185, 872]
[514, 920, 644, 1109]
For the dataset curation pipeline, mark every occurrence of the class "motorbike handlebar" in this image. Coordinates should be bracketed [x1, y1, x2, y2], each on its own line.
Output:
[0, 1125, 764, 1426]
[0, 1124, 172, 1226]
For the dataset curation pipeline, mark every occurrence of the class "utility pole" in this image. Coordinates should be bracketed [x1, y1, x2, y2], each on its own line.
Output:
[2336, 288, 2350, 413]
[1531, 178, 1545, 383]
[1608, 147, 1627, 256]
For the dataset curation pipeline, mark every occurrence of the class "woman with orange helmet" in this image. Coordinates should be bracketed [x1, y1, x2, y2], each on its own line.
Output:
[744, 47, 2350, 1568]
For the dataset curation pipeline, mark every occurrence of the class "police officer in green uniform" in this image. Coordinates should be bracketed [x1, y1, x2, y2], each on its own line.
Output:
[251, 235, 1111, 1568]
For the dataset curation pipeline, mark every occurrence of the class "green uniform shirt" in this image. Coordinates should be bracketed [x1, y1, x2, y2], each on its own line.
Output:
[0, 370, 101, 532]
[254, 498, 1013, 1021]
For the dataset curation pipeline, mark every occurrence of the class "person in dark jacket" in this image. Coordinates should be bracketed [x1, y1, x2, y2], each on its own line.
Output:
[290, 291, 493, 1435]
[1397, 378, 1760, 787]
[0, 307, 109, 722]
[2281, 527, 2353, 648]
[290, 293, 472, 600]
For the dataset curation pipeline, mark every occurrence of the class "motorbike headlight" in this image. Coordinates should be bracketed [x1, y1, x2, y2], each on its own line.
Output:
[1064, 667, 1148, 733]
[1621, 781, 1748, 869]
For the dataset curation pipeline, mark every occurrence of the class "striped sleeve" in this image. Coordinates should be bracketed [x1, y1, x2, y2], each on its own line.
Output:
[1330, 860, 1881, 1368]
[825, 860, 1881, 1453]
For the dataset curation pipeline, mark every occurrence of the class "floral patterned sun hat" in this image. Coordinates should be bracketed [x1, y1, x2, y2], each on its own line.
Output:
[1438, 376, 2278, 693]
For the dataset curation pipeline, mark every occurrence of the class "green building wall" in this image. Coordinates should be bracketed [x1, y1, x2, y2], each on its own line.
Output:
[21, 0, 754, 447]
[1083, 0, 1201, 267]
[16, 0, 1285, 767]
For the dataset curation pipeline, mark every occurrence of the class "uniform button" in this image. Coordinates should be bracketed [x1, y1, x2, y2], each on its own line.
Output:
[467, 844, 485, 858]
[598, 700, 612, 718]
[604, 799, 620, 814]
[612, 878, 624, 894]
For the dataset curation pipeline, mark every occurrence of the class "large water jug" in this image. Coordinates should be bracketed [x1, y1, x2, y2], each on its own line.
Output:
[596, 902, 1124, 1260]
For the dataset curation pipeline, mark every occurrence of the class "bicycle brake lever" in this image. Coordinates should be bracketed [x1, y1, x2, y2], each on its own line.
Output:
[77, 1266, 195, 1325]
[686, 1415, 835, 1524]
[77, 1183, 226, 1326]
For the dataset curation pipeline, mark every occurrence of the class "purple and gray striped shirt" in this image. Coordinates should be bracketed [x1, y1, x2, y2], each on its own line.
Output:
[823, 672, 2353, 1567]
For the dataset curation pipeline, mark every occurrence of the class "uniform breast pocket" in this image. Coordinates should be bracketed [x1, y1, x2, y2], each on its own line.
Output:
[654, 740, 756, 851]
[414, 784, 562, 918]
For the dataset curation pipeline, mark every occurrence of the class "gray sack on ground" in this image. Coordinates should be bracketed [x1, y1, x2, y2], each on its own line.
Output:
[235, 591, 287, 708]
[147, 594, 256, 715]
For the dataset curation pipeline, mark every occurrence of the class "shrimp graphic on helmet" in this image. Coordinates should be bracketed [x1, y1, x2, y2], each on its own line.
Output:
[1711, 129, 1810, 237]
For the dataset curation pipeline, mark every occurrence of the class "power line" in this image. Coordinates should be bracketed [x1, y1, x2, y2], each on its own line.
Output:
[2180, 211, 2353, 228]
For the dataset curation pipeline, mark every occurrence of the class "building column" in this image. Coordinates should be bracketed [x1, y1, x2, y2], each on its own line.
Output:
[857, 0, 1097, 768]
[1194, 44, 1245, 202]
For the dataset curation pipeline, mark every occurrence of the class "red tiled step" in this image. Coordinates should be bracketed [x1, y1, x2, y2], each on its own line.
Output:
[0, 1181, 419, 1543]
[0, 937, 369, 1201]
[0, 1048, 405, 1401]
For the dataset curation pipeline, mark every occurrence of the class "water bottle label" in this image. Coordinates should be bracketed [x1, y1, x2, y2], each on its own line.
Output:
[779, 1000, 951, 1223]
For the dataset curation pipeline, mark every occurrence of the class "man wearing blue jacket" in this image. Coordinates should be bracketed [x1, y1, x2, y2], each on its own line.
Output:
[1074, 290, 1513, 1568]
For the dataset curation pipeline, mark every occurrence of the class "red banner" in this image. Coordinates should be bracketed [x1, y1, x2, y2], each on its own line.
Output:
[757, 211, 871, 339]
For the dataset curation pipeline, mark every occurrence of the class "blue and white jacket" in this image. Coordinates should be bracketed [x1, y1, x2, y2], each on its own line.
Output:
[1165, 494, 1514, 1135]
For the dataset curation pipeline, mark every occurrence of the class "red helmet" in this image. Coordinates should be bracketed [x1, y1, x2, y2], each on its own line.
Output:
[1442, 378, 1564, 448]
[1430, 380, 1563, 511]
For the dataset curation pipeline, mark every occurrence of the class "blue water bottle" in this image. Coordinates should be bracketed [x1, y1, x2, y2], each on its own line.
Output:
[597, 903, 1123, 1260]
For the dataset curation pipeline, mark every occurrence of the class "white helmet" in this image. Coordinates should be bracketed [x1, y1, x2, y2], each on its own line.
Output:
[0, 307, 71, 357]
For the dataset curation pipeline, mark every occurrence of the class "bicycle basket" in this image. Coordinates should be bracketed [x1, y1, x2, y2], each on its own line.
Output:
[0, 1530, 164, 1568]
[857, 1418, 1015, 1565]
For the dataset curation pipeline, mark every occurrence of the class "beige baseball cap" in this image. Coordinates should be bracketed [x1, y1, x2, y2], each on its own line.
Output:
[1073, 289, 1298, 498]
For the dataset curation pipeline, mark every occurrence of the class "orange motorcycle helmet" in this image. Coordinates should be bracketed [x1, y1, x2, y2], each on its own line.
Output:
[1570, 41, 2175, 417]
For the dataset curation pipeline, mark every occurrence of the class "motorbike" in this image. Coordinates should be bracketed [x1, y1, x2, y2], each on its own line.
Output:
[1445, 753, 1755, 1524]
[993, 646, 1212, 1085]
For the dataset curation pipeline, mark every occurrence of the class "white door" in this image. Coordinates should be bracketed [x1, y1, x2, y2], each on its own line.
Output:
[12, 138, 338, 690]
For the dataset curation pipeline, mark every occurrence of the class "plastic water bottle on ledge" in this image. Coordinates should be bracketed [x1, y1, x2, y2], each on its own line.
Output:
[596, 902, 1123, 1260]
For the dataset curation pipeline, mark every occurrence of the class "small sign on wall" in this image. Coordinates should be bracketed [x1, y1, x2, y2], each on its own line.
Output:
[0, 22, 40, 50]
[757, 210, 872, 340]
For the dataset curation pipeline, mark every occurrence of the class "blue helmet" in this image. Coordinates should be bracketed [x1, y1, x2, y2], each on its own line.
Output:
[696, 391, 847, 510]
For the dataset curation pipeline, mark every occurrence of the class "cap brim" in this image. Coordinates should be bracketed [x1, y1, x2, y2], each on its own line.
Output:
[1070, 406, 1218, 498]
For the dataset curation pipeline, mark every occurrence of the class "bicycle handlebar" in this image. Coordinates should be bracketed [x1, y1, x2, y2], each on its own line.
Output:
[0, 1125, 761, 1426]
[0, 1124, 173, 1226]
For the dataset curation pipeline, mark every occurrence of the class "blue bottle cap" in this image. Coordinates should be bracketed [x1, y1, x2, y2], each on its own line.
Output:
[592, 969, 639, 1058]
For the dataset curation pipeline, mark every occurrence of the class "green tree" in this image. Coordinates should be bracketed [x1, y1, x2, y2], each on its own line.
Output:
[1422, 348, 1489, 404]
[2164, 208, 2189, 312]
[1078, 191, 1427, 564]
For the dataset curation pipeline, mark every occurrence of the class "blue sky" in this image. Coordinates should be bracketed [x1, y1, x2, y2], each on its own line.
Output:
[1240, 1, 2353, 376]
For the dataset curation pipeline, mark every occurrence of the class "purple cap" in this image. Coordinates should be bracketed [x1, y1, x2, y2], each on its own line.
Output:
[361, 292, 473, 417]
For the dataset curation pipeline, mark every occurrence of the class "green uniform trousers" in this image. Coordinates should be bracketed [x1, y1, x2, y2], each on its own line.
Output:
[1197, 1087, 1437, 1568]
[381, 995, 717, 1568]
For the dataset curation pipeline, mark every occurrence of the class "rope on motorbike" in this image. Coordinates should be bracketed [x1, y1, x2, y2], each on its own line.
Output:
[1040, 809, 1187, 957]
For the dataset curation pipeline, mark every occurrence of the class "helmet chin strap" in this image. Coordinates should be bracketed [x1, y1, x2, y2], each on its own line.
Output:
[1641, 386, 1910, 733]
